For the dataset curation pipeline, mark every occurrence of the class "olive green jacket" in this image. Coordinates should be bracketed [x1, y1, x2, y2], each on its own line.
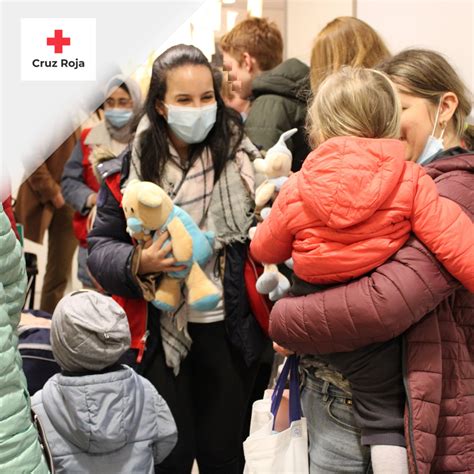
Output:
[245, 58, 311, 171]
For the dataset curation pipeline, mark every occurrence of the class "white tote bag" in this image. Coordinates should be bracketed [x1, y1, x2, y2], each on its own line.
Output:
[243, 355, 309, 474]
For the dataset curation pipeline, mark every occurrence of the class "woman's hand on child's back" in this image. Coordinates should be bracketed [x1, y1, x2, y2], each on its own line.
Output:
[138, 231, 186, 275]
[273, 342, 295, 357]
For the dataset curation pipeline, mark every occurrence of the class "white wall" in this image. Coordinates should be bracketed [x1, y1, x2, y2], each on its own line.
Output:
[357, 0, 474, 103]
[287, 0, 474, 106]
[217, 0, 287, 54]
[286, 0, 354, 65]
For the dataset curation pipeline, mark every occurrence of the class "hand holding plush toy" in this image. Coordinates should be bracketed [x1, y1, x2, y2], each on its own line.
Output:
[122, 179, 220, 312]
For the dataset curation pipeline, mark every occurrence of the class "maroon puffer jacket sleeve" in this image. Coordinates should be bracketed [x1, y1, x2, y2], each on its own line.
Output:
[269, 236, 459, 354]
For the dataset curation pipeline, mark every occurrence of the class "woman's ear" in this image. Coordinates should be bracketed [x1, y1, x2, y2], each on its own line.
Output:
[439, 92, 458, 126]
[155, 99, 166, 118]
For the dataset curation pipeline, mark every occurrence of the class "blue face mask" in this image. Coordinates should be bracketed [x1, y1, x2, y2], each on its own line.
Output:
[105, 108, 133, 129]
[165, 102, 217, 144]
[417, 102, 445, 166]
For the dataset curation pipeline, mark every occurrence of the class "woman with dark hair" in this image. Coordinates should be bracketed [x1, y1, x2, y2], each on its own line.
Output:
[87, 44, 264, 474]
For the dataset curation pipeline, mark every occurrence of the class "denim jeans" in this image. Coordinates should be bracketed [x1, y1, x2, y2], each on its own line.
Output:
[301, 373, 372, 473]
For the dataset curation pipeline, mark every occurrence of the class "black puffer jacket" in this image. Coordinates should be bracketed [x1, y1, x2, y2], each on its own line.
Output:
[87, 150, 264, 367]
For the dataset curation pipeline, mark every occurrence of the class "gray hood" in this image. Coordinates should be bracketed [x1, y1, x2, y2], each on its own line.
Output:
[104, 74, 143, 143]
[42, 367, 143, 454]
[105, 74, 142, 116]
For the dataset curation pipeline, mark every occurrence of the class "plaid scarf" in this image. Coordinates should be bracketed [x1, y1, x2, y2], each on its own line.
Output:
[128, 116, 257, 246]
[128, 116, 259, 374]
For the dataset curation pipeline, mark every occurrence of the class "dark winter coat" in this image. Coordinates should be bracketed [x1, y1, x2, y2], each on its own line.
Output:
[87, 150, 264, 367]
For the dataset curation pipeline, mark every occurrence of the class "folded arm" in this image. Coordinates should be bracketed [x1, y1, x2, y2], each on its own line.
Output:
[27, 163, 60, 204]
[269, 236, 459, 355]
[87, 182, 142, 298]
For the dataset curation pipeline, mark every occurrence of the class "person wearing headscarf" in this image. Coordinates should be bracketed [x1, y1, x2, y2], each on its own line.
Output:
[61, 75, 142, 287]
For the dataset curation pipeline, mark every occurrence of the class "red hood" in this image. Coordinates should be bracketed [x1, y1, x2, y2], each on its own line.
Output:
[298, 137, 407, 229]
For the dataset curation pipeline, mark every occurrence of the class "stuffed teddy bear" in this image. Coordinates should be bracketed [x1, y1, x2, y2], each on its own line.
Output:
[122, 179, 220, 312]
[249, 129, 298, 301]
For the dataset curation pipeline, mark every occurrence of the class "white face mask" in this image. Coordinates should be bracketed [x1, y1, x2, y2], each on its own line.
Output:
[165, 102, 217, 144]
[417, 101, 445, 166]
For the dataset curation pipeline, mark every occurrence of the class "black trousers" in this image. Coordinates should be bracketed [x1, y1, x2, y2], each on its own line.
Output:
[140, 318, 259, 474]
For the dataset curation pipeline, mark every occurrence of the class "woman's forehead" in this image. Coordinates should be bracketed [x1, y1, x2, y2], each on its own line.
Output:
[166, 65, 213, 95]
[109, 87, 130, 99]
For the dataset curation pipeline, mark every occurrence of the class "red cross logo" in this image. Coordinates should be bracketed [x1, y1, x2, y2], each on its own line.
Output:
[46, 29, 71, 54]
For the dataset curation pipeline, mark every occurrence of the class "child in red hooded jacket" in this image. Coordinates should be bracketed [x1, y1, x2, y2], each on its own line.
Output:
[251, 67, 474, 473]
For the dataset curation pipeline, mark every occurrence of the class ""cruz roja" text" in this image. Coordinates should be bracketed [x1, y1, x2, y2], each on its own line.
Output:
[32, 58, 85, 69]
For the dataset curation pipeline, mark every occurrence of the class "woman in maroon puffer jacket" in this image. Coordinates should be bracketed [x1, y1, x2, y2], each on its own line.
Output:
[270, 49, 474, 474]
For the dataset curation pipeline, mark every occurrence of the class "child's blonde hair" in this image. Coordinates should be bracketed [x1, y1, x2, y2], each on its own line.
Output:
[307, 67, 401, 147]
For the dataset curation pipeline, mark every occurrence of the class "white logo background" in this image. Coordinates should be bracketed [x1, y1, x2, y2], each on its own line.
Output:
[21, 18, 96, 81]
[2, 1, 206, 202]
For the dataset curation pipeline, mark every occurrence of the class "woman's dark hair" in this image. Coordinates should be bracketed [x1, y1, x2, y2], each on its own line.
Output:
[138, 44, 244, 184]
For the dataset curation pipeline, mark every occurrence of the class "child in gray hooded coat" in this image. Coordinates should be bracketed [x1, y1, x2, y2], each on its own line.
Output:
[31, 290, 177, 474]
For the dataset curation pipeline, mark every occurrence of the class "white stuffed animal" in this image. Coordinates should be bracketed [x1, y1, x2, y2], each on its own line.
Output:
[253, 128, 298, 211]
[249, 129, 298, 301]
[249, 218, 291, 302]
